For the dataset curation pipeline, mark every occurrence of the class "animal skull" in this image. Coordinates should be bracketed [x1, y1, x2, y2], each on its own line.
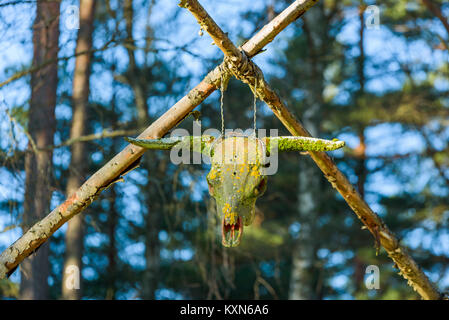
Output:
[125, 133, 344, 247]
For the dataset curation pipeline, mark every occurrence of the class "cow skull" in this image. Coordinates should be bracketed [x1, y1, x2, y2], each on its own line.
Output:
[125, 133, 344, 247]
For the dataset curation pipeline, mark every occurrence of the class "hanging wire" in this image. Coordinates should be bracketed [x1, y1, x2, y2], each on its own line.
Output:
[219, 52, 261, 138]
[253, 79, 257, 137]
[220, 72, 227, 136]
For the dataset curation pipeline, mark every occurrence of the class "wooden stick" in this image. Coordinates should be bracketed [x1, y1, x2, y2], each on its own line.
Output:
[179, 0, 442, 300]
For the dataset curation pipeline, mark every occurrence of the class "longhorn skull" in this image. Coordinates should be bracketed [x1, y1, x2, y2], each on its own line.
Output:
[125, 133, 344, 247]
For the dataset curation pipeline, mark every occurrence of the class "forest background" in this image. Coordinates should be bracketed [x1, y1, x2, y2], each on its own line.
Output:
[0, 0, 448, 299]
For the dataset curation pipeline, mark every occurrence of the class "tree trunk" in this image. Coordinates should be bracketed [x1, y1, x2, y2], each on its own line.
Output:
[356, 2, 367, 199]
[289, 3, 326, 300]
[353, 1, 367, 292]
[103, 58, 121, 300]
[105, 185, 118, 300]
[62, 0, 96, 300]
[20, 1, 60, 300]
[124, 0, 160, 299]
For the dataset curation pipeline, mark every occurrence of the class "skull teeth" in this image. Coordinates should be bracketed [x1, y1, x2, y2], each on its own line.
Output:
[222, 216, 243, 247]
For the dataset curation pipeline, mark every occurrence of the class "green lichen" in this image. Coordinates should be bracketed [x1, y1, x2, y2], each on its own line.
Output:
[125, 135, 216, 156]
[125, 134, 345, 248]
[207, 136, 267, 247]
[268, 136, 345, 153]
[124, 137, 182, 150]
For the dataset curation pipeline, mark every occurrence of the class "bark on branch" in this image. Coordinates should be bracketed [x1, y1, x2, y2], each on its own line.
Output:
[180, 0, 442, 300]
[0, 0, 319, 280]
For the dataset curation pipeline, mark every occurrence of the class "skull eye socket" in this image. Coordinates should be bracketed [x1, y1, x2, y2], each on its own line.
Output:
[255, 178, 266, 195]
[257, 179, 266, 191]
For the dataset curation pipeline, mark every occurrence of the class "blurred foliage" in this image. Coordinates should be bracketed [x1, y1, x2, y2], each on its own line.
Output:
[0, 279, 19, 299]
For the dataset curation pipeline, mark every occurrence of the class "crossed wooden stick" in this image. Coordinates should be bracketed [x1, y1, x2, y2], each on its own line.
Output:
[0, 0, 442, 300]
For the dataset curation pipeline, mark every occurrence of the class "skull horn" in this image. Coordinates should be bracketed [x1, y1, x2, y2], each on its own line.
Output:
[125, 135, 215, 155]
[264, 136, 345, 154]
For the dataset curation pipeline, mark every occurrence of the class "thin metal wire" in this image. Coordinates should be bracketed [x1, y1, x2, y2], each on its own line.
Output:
[253, 79, 257, 136]
[220, 73, 225, 135]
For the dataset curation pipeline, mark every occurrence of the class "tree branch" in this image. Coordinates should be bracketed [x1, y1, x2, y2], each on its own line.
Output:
[180, 0, 442, 300]
[0, 38, 117, 89]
